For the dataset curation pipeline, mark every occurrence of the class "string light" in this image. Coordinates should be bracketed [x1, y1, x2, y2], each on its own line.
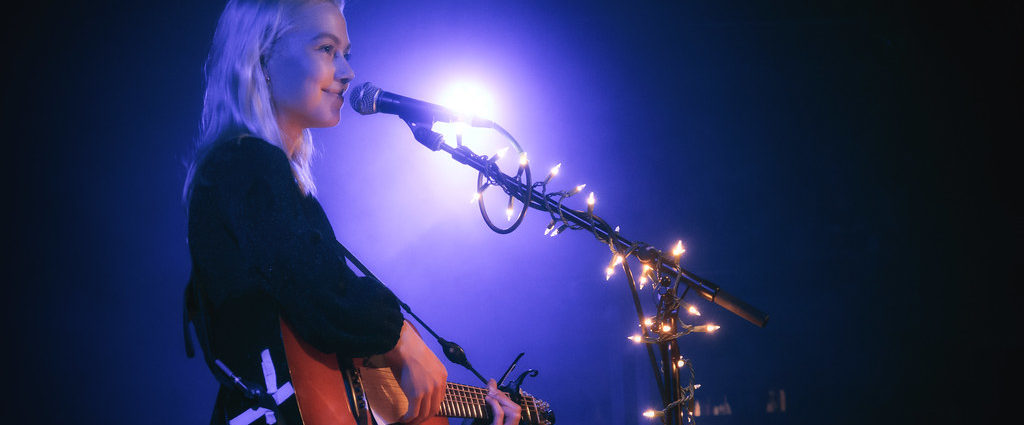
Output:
[550, 224, 568, 237]
[424, 117, 729, 425]
[672, 240, 686, 257]
[543, 163, 561, 184]
[492, 147, 509, 161]
[506, 197, 515, 221]
[642, 409, 663, 419]
[694, 324, 720, 333]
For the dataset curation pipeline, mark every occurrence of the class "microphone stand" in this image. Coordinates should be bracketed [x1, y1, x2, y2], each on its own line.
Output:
[405, 119, 768, 425]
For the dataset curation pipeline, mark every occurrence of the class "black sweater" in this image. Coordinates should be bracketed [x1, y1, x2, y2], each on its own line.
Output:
[186, 136, 403, 424]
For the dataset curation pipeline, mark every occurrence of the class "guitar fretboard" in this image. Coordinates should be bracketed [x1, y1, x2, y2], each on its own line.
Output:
[441, 382, 541, 424]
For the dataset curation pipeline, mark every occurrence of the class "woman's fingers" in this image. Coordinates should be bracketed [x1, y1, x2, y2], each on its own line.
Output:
[384, 322, 448, 425]
[486, 393, 505, 425]
[398, 375, 444, 424]
[485, 379, 521, 425]
[400, 390, 424, 424]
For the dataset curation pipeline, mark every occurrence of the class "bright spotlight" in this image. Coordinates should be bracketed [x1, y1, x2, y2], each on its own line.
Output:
[438, 81, 497, 120]
[432, 81, 498, 149]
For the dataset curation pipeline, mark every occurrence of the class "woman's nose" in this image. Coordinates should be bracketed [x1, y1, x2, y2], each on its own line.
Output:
[335, 56, 354, 84]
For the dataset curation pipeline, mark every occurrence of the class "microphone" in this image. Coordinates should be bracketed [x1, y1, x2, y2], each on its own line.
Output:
[348, 82, 493, 127]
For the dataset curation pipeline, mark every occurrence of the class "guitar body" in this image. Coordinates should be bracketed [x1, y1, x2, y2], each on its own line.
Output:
[358, 365, 447, 425]
[280, 318, 364, 425]
[281, 318, 553, 425]
[280, 318, 446, 425]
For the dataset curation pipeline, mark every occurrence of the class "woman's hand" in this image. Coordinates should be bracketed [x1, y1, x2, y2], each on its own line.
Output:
[485, 379, 522, 425]
[381, 321, 447, 425]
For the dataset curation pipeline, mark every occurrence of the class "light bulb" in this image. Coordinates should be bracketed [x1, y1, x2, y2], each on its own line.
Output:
[494, 147, 509, 160]
[550, 163, 561, 176]
[672, 240, 685, 257]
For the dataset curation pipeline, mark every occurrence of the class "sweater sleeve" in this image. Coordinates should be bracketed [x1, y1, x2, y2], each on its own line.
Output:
[191, 138, 404, 358]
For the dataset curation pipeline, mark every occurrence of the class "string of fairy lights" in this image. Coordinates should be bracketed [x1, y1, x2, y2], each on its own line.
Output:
[434, 127, 720, 423]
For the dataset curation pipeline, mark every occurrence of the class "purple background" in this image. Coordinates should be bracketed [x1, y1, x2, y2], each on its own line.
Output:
[6, 1, 1018, 424]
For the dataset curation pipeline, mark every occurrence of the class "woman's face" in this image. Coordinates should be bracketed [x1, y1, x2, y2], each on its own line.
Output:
[264, 2, 354, 138]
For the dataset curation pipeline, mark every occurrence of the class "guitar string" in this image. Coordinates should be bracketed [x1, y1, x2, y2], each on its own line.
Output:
[443, 382, 541, 422]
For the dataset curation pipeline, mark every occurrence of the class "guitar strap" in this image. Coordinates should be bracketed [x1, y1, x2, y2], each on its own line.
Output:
[184, 271, 295, 424]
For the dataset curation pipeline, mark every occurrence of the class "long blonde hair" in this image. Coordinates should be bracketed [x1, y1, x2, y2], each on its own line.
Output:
[185, 0, 345, 199]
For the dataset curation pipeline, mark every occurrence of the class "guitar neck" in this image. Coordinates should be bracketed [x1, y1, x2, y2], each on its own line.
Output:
[441, 382, 541, 424]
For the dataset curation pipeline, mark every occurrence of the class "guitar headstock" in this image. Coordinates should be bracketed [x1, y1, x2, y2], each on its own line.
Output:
[520, 390, 555, 425]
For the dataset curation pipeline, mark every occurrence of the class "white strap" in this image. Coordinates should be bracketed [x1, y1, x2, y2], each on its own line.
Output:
[228, 349, 294, 425]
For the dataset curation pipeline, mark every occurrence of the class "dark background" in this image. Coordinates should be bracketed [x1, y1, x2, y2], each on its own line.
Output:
[6, 1, 1019, 424]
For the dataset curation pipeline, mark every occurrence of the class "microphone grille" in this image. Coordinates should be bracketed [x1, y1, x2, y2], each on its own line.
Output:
[349, 82, 381, 115]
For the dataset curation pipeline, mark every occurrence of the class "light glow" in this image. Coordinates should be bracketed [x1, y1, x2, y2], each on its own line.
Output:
[672, 240, 686, 257]
[494, 147, 509, 159]
[687, 305, 701, 316]
[437, 81, 497, 121]
[698, 324, 720, 333]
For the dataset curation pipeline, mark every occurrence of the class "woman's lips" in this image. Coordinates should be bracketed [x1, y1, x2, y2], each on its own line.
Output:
[324, 89, 344, 106]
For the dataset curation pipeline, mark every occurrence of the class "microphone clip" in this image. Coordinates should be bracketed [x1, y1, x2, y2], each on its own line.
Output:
[404, 119, 444, 151]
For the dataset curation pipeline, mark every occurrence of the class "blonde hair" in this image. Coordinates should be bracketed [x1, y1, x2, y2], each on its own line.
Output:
[185, 0, 345, 199]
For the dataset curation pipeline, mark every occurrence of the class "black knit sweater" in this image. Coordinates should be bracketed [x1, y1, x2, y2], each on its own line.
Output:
[186, 136, 403, 424]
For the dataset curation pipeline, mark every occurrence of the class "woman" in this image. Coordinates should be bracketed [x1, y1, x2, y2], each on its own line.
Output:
[183, 1, 521, 424]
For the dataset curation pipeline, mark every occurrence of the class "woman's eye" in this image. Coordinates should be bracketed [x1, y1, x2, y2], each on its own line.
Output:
[319, 45, 334, 54]
[343, 53, 352, 61]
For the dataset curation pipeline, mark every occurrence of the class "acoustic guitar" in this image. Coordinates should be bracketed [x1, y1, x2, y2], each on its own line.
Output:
[280, 318, 555, 425]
